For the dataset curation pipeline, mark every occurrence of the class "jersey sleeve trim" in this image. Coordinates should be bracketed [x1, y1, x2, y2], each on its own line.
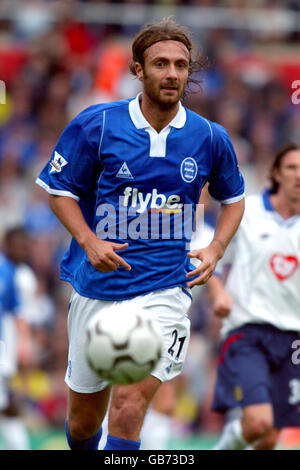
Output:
[212, 193, 245, 205]
[35, 178, 80, 202]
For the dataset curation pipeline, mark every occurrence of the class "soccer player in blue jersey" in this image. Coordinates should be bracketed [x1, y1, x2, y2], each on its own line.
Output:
[0, 251, 20, 406]
[0, 229, 32, 449]
[36, 19, 245, 451]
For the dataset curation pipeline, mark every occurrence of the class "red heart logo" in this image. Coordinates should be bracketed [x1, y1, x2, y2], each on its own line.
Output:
[270, 254, 299, 281]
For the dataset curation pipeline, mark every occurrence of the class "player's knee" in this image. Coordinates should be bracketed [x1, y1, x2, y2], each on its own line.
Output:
[117, 403, 143, 434]
[259, 433, 278, 450]
[255, 429, 280, 450]
[243, 416, 273, 442]
[111, 393, 147, 434]
[67, 415, 100, 442]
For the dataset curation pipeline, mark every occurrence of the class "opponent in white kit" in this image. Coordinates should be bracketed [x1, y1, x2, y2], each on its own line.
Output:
[209, 143, 300, 450]
[36, 19, 245, 450]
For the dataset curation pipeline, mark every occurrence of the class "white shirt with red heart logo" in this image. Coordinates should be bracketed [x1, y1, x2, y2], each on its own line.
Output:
[270, 254, 299, 281]
[213, 192, 300, 337]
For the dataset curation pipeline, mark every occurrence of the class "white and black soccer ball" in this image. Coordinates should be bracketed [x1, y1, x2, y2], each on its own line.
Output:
[85, 306, 163, 385]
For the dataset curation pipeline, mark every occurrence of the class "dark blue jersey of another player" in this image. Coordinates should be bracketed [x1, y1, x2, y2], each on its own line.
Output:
[36, 95, 244, 301]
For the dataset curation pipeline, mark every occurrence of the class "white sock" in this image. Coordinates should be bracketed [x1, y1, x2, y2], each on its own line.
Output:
[140, 409, 173, 450]
[213, 419, 248, 450]
[0, 417, 30, 450]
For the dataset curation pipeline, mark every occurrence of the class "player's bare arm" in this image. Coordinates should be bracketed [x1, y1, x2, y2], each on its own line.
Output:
[48, 195, 131, 273]
[206, 275, 233, 318]
[186, 199, 244, 287]
[15, 316, 34, 367]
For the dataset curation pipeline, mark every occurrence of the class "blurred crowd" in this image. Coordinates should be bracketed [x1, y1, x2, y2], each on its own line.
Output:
[0, 0, 299, 446]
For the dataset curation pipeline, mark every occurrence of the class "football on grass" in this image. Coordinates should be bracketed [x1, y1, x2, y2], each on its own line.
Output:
[85, 306, 163, 385]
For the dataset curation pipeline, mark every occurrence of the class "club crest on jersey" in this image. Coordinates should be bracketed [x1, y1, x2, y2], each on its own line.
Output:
[116, 162, 134, 180]
[180, 157, 197, 183]
[49, 151, 68, 174]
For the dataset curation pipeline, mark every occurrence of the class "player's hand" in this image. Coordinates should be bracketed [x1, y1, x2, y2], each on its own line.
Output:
[186, 241, 223, 287]
[211, 290, 232, 318]
[84, 237, 132, 273]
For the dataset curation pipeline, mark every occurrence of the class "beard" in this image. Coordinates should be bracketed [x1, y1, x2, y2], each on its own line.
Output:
[142, 72, 187, 110]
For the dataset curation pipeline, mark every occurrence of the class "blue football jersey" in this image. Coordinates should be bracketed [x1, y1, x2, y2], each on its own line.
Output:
[36, 95, 244, 301]
[0, 254, 20, 340]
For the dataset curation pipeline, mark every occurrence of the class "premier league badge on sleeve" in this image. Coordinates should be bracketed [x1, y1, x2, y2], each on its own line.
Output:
[50, 151, 68, 174]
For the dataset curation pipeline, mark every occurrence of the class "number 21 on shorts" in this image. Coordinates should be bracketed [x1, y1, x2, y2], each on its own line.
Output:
[168, 329, 187, 360]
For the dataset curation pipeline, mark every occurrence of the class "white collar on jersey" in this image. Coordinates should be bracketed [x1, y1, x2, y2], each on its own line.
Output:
[129, 92, 186, 130]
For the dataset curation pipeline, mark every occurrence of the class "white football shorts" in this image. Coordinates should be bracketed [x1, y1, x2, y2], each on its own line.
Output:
[65, 286, 192, 393]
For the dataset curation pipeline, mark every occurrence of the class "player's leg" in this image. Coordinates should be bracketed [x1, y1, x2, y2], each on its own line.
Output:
[244, 329, 300, 450]
[64, 291, 113, 449]
[216, 403, 274, 450]
[66, 386, 111, 449]
[150, 379, 177, 417]
[242, 403, 274, 444]
[104, 375, 161, 450]
[104, 287, 191, 450]
[140, 380, 176, 450]
[251, 428, 280, 450]
[212, 325, 273, 450]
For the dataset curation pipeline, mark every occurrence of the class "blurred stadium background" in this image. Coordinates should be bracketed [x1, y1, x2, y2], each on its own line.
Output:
[0, 0, 299, 450]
